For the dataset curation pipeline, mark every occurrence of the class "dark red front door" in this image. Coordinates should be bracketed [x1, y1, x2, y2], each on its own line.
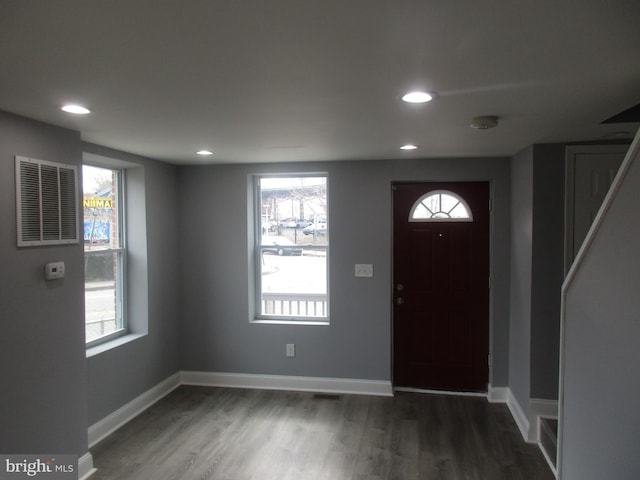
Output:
[393, 182, 490, 391]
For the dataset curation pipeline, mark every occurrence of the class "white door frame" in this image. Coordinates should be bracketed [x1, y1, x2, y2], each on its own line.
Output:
[563, 144, 628, 274]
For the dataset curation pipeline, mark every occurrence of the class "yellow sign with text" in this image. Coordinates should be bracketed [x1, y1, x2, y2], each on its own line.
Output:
[84, 197, 113, 208]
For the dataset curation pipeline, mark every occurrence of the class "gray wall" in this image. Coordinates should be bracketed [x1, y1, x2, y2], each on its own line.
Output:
[178, 157, 511, 387]
[0, 111, 88, 455]
[0, 109, 181, 458]
[530, 144, 565, 400]
[509, 143, 566, 413]
[560, 137, 640, 479]
[509, 146, 533, 416]
[83, 143, 180, 425]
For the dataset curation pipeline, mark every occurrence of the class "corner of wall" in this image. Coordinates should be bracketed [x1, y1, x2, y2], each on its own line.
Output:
[506, 388, 531, 442]
[78, 453, 97, 480]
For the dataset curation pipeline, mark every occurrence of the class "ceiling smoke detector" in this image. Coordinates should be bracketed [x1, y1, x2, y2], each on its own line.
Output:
[470, 116, 499, 130]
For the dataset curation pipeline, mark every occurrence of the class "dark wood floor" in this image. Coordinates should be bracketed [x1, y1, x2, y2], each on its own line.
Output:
[91, 386, 554, 480]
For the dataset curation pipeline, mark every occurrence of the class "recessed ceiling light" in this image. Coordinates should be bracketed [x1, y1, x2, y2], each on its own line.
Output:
[401, 91, 434, 104]
[400, 144, 418, 150]
[61, 104, 90, 114]
[196, 150, 213, 156]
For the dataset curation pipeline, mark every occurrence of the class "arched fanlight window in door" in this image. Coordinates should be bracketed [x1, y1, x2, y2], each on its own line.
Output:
[409, 190, 473, 222]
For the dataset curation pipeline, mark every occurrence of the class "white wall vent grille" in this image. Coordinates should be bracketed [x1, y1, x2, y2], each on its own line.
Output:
[15, 156, 79, 247]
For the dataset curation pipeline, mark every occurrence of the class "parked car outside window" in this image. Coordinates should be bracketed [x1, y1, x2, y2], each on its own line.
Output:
[302, 219, 327, 236]
[261, 236, 303, 256]
[280, 218, 312, 229]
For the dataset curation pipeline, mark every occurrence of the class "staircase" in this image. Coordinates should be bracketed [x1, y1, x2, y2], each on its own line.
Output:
[539, 417, 558, 474]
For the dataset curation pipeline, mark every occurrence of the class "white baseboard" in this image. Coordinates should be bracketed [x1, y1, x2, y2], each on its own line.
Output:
[534, 399, 559, 477]
[394, 387, 487, 398]
[506, 389, 530, 442]
[180, 370, 394, 397]
[530, 398, 558, 419]
[529, 398, 558, 443]
[538, 441, 558, 478]
[488, 386, 532, 443]
[486, 389, 558, 445]
[487, 385, 509, 403]
[88, 372, 181, 447]
[78, 452, 97, 480]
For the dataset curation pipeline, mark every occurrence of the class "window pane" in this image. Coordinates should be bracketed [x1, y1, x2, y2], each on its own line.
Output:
[440, 193, 460, 212]
[83, 165, 124, 343]
[84, 250, 122, 342]
[423, 195, 440, 213]
[412, 204, 430, 219]
[257, 176, 328, 320]
[449, 202, 470, 218]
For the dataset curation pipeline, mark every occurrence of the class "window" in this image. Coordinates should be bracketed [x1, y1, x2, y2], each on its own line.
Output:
[254, 175, 328, 322]
[83, 164, 126, 345]
[409, 190, 472, 221]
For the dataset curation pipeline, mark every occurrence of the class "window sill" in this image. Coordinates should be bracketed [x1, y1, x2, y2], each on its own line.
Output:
[86, 333, 146, 358]
[251, 318, 330, 326]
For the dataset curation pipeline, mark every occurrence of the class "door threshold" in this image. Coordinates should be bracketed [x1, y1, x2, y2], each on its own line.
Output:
[394, 386, 488, 398]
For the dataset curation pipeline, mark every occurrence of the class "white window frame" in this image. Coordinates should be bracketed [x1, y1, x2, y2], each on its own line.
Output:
[253, 173, 329, 324]
[409, 189, 473, 222]
[84, 164, 127, 347]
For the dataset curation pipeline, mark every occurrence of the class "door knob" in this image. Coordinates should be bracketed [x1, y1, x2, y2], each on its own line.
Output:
[395, 297, 405, 306]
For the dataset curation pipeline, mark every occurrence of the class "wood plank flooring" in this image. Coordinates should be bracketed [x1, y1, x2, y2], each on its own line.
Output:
[91, 386, 554, 480]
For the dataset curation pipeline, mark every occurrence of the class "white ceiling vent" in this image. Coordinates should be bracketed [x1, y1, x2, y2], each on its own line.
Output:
[15, 156, 79, 247]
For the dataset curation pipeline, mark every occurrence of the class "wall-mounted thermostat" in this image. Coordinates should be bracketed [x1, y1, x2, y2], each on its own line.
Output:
[45, 261, 65, 280]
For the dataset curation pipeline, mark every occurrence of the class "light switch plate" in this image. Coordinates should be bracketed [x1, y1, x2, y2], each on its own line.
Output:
[355, 264, 373, 277]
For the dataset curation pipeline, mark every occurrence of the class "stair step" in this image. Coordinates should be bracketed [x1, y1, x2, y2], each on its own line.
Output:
[539, 417, 558, 468]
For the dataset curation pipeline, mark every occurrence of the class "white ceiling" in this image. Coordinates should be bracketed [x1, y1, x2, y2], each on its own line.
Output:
[1, 0, 639, 165]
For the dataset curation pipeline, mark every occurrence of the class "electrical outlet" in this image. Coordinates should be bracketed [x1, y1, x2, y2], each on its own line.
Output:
[286, 343, 295, 357]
